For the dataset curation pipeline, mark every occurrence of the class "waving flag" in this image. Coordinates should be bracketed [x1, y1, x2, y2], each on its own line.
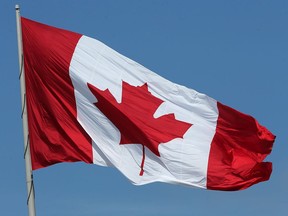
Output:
[21, 17, 275, 191]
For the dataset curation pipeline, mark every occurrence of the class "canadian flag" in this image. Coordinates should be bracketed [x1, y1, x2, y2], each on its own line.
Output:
[22, 17, 275, 191]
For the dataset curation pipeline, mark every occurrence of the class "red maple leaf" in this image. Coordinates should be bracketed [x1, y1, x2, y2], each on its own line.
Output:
[88, 81, 192, 175]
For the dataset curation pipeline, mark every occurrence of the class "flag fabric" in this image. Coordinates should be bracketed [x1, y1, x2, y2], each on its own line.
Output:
[21, 17, 275, 191]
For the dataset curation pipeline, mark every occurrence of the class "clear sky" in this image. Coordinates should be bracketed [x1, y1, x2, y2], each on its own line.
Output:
[1, 1, 287, 215]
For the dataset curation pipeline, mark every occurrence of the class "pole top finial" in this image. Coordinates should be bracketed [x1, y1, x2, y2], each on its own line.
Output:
[15, 4, 20, 10]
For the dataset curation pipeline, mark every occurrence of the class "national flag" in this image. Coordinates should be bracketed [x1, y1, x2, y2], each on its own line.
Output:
[21, 17, 275, 191]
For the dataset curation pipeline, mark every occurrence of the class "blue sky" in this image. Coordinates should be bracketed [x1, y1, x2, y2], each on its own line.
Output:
[1, 1, 287, 215]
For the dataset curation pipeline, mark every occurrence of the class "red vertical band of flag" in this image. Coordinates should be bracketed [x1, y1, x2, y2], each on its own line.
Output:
[207, 102, 275, 190]
[22, 17, 93, 170]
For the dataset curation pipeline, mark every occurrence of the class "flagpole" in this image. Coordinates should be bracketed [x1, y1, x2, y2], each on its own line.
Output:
[15, 5, 36, 216]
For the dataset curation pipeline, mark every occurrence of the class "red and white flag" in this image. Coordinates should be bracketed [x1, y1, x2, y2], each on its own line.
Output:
[21, 17, 275, 191]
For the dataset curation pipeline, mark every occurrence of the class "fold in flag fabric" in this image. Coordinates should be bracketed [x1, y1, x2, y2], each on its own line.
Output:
[21, 17, 275, 191]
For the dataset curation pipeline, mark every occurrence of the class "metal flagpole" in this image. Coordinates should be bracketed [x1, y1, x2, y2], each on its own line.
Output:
[15, 5, 36, 216]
